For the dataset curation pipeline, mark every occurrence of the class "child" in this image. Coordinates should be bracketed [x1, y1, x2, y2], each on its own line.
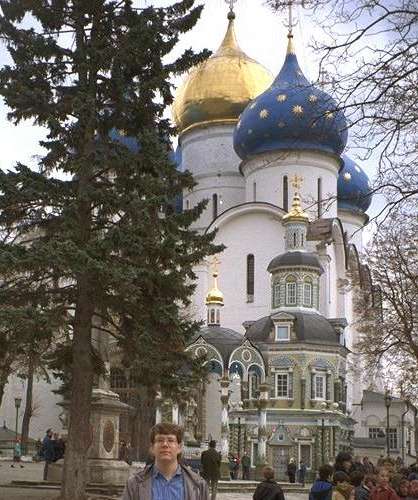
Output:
[11, 439, 24, 468]
[310, 464, 334, 500]
[370, 467, 398, 500]
[333, 471, 355, 500]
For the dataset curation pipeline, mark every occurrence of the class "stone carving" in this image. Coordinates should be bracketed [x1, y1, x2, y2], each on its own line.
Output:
[103, 420, 115, 453]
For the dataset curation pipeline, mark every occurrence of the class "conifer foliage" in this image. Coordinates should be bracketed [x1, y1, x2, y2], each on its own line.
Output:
[0, 1, 218, 498]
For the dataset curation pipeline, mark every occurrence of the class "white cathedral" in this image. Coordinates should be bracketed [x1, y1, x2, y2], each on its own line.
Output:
[1, 3, 416, 479]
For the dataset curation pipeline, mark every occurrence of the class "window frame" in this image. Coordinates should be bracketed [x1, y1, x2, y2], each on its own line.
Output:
[388, 428, 398, 450]
[313, 372, 326, 400]
[368, 427, 383, 439]
[303, 280, 313, 307]
[285, 278, 297, 305]
[275, 371, 289, 399]
[275, 324, 290, 342]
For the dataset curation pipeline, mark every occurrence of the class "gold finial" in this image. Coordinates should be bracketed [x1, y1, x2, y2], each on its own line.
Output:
[283, 174, 309, 222]
[225, 0, 237, 20]
[206, 256, 224, 306]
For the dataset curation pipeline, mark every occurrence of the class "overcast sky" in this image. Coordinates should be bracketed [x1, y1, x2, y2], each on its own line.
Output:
[0, 0, 383, 225]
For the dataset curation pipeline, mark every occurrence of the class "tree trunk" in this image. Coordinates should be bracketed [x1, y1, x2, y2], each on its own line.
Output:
[20, 355, 35, 455]
[0, 380, 5, 413]
[135, 386, 156, 461]
[60, 281, 95, 500]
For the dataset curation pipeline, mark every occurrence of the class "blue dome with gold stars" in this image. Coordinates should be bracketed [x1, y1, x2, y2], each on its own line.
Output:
[233, 35, 348, 160]
[338, 155, 371, 214]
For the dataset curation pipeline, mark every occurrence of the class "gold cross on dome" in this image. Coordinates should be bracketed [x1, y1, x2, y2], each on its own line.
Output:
[291, 174, 304, 190]
[225, 0, 237, 13]
[211, 255, 221, 275]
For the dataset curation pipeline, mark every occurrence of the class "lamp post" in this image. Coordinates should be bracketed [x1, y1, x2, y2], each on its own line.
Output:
[237, 417, 241, 458]
[321, 418, 325, 464]
[14, 397, 22, 441]
[384, 391, 392, 457]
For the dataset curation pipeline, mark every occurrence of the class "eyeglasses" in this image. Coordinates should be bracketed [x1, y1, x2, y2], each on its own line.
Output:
[154, 437, 178, 446]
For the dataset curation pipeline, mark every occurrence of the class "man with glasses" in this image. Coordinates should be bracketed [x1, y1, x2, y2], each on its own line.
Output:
[121, 422, 209, 500]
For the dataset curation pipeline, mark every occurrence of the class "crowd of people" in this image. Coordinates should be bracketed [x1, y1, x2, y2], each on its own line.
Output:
[307, 453, 418, 500]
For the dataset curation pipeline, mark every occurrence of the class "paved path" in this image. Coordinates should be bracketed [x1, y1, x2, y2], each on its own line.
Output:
[0, 461, 307, 500]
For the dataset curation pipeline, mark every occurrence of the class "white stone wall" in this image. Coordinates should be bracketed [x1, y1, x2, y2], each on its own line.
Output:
[198, 206, 286, 333]
[180, 124, 245, 231]
[338, 209, 366, 251]
[241, 151, 340, 218]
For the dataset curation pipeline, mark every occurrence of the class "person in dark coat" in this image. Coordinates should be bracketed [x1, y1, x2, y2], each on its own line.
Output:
[253, 466, 285, 500]
[298, 460, 307, 487]
[287, 458, 297, 483]
[42, 429, 55, 481]
[310, 464, 333, 500]
[242, 453, 251, 480]
[201, 440, 221, 500]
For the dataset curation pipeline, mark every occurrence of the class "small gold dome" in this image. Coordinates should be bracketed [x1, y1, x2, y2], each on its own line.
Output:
[172, 14, 273, 134]
[206, 271, 224, 306]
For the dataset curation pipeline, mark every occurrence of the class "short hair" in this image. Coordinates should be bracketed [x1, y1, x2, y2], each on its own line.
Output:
[350, 470, 365, 487]
[319, 464, 334, 481]
[336, 452, 352, 464]
[334, 471, 350, 484]
[150, 423, 183, 444]
[209, 440, 216, 448]
[263, 466, 275, 480]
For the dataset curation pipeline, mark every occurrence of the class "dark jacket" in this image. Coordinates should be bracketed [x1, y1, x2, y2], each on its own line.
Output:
[201, 447, 221, 480]
[356, 485, 371, 500]
[253, 479, 285, 500]
[42, 435, 55, 462]
[121, 463, 209, 500]
[310, 479, 333, 500]
[287, 462, 297, 476]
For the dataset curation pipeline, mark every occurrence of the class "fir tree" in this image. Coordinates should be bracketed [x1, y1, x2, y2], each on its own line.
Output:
[0, 1, 218, 498]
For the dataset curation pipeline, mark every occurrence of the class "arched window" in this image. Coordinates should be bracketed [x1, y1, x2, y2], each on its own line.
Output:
[283, 175, 288, 212]
[212, 193, 218, 219]
[247, 254, 255, 302]
[285, 275, 297, 305]
[303, 278, 313, 307]
[210, 309, 216, 324]
[317, 178, 322, 218]
[185, 199, 190, 210]
[253, 182, 257, 201]
[248, 365, 262, 399]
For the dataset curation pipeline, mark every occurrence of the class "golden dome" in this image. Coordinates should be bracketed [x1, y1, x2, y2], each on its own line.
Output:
[172, 13, 273, 134]
[206, 271, 224, 306]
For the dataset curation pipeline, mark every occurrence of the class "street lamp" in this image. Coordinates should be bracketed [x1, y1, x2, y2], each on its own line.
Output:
[14, 397, 22, 441]
[384, 391, 392, 457]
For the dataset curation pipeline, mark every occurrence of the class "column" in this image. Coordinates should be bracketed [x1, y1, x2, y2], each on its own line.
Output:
[155, 390, 162, 424]
[256, 383, 269, 479]
[172, 402, 179, 425]
[220, 376, 230, 479]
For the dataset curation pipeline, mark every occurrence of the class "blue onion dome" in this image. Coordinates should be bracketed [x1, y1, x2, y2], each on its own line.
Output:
[338, 155, 372, 214]
[233, 34, 348, 160]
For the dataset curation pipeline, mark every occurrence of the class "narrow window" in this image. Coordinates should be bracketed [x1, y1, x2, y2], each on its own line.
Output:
[276, 372, 289, 398]
[286, 276, 297, 305]
[283, 175, 288, 212]
[186, 199, 190, 210]
[247, 254, 255, 302]
[212, 193, 218, 219]
[303, 279, 313, 307]
[210, 309, 215, 324]
[253, 182, 257, 202]
[317, 178, 322, 218]
[314, 373, 326, 400]
[388, 429, 398, 450]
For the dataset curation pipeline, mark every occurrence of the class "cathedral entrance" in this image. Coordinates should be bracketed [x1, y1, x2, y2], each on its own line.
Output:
[271, 446, 289, 481]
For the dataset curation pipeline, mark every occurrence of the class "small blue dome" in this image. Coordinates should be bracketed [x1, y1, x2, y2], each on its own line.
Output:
[338, 155, 372, 213]
[233, 36, 347, 160]
[109, 128, 141, 153]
